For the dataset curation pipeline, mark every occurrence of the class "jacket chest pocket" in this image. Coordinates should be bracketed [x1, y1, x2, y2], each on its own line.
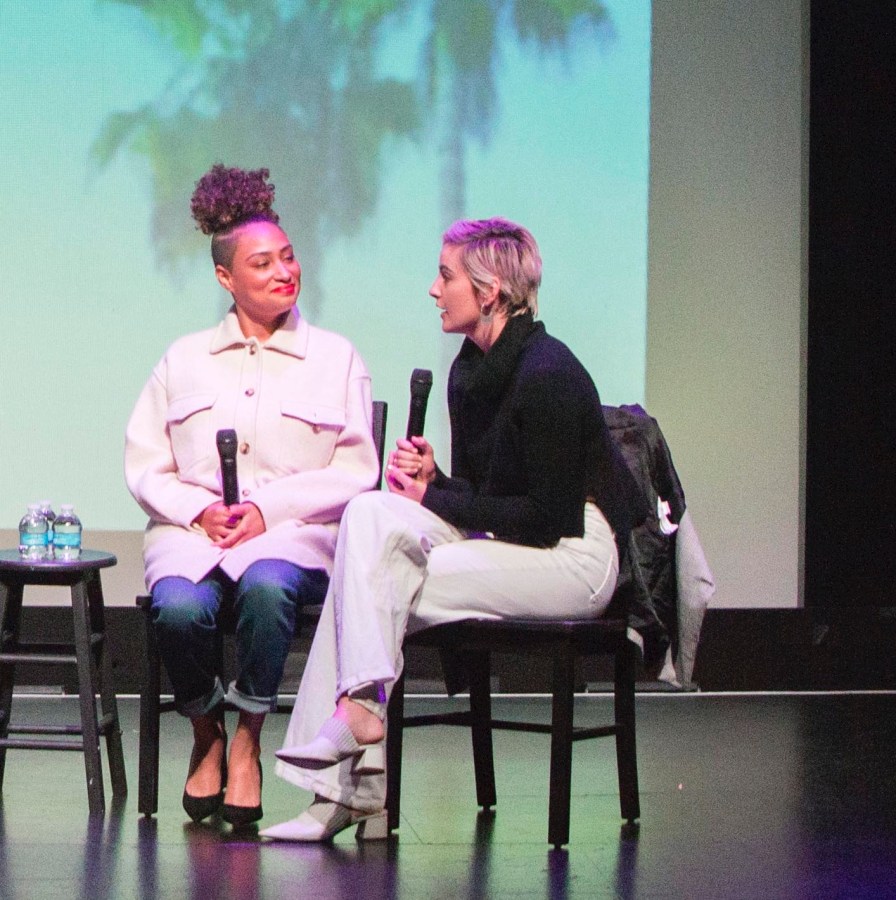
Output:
[278, 399, 345, 472]
[166, 392, 216, 478]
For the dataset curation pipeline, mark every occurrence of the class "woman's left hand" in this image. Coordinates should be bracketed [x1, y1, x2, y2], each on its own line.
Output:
[385, 455, 427, 503]
[213, 502, 266, 548]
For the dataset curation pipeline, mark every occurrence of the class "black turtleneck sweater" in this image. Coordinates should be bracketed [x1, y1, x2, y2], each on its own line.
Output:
[421, 313, 645, 548]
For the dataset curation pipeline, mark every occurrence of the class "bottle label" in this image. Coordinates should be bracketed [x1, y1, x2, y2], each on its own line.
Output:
[20, 533, 48, 547]
[54, 533, 81, 548]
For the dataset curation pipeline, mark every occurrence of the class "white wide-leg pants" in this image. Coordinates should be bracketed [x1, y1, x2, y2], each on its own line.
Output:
[275, 490, 619, 813]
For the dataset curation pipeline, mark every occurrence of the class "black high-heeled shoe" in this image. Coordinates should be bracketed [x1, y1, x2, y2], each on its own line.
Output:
[221, 759, 263, 827]
[182, 782, 224, 823]
[182, 732, 228, 823]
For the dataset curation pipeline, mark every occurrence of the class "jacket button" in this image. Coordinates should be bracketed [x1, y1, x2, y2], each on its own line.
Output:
[239, 442, 250, 454]
[312, 424, 321, 434]
[245, 388, 255, 397]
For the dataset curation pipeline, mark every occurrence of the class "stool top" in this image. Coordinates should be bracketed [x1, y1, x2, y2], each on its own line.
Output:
[0, 549, 117, 577]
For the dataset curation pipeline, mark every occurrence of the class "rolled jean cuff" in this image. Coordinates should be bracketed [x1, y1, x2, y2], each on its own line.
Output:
[226, 680, 277, 715]
[179, 677, 225, 719]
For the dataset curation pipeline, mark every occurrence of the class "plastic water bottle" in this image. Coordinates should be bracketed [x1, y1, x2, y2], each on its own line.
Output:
[53, 505, 83, 561]
[39, 500, 56, 558]
[18, 504, 49, 559]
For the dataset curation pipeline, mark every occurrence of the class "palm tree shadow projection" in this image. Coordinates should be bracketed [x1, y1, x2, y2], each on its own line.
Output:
[421, 0, 611, 224]
[417, 0, 613, 450]
[92, 0, 419, 319]
[93, 0, 612, 422]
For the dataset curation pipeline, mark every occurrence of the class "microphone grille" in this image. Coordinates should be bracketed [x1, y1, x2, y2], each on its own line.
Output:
[216, 428, 238, 450]
[410, 369, 433, 399]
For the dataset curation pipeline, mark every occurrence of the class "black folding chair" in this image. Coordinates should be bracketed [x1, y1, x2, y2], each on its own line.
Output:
[385, 560, 640, 848]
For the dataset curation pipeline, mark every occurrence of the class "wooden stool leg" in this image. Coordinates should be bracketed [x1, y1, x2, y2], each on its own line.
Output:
[0, 582, 24, 791]
[70, 580, 105, 815]
[614, 639, 640, 823]
[468, 650, 496, 810]
[385, 671, 406, 831]
[548, 642, 575, 848]
[87, 573, 127, 798]
[138, 603, 161, 816]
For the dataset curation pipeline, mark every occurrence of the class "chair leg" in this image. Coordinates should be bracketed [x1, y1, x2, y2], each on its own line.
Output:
[614, 639, 641, 823]
[467, 650, 497, 810]
[548, 641, 575, 848]
[138, 605, 161, 817]
[87, 573, 127, 799]
[385, 671, 406, 831]
[71, 580, 105, 815]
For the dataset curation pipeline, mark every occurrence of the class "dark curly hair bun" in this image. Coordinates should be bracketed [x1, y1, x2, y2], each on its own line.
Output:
[191, 164, 279, 235]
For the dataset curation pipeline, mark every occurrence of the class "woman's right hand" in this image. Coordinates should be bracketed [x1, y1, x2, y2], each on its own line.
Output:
[193, 502, 240, 542]
[391, 436, 436, 484]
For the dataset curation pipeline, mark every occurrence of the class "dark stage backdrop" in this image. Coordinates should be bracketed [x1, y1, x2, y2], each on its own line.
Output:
[806, 1, 896, 607]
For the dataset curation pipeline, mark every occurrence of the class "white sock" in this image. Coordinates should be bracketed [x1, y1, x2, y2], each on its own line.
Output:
[318, 716, 360, 754]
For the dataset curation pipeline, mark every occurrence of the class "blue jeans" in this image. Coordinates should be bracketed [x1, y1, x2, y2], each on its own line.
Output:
[151, 559, 329, 718]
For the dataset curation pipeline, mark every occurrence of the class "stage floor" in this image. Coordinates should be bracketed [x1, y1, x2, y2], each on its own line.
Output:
[1, 693, 895, 898]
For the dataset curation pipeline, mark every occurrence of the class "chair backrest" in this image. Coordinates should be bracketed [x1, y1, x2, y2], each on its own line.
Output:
[372, 400, 388, 487]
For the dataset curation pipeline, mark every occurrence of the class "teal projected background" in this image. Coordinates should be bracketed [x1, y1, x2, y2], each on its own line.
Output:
[0, 0, 651, 531]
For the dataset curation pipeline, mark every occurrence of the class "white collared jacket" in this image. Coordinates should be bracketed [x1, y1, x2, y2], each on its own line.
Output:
[125, 306, 379, 589]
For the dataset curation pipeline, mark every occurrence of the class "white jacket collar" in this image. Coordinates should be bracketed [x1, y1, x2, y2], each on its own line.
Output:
[209, 306, 309, 359]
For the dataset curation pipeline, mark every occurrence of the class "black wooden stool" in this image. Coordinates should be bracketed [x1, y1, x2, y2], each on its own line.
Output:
[0, 549, 127, 814]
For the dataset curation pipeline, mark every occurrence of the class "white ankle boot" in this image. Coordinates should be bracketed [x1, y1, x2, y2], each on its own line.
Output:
[260, 796, 388, 842]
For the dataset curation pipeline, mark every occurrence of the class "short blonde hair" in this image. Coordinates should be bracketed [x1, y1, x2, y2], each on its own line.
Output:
[442, 218, 542, 317]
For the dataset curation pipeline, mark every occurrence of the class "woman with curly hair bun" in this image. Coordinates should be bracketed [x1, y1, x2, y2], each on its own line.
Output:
[125, 164, 379, 827]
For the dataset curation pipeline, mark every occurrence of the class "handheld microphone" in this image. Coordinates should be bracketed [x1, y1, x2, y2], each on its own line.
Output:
[406, 369, 433, 440]
[216, 429, 239, 507]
